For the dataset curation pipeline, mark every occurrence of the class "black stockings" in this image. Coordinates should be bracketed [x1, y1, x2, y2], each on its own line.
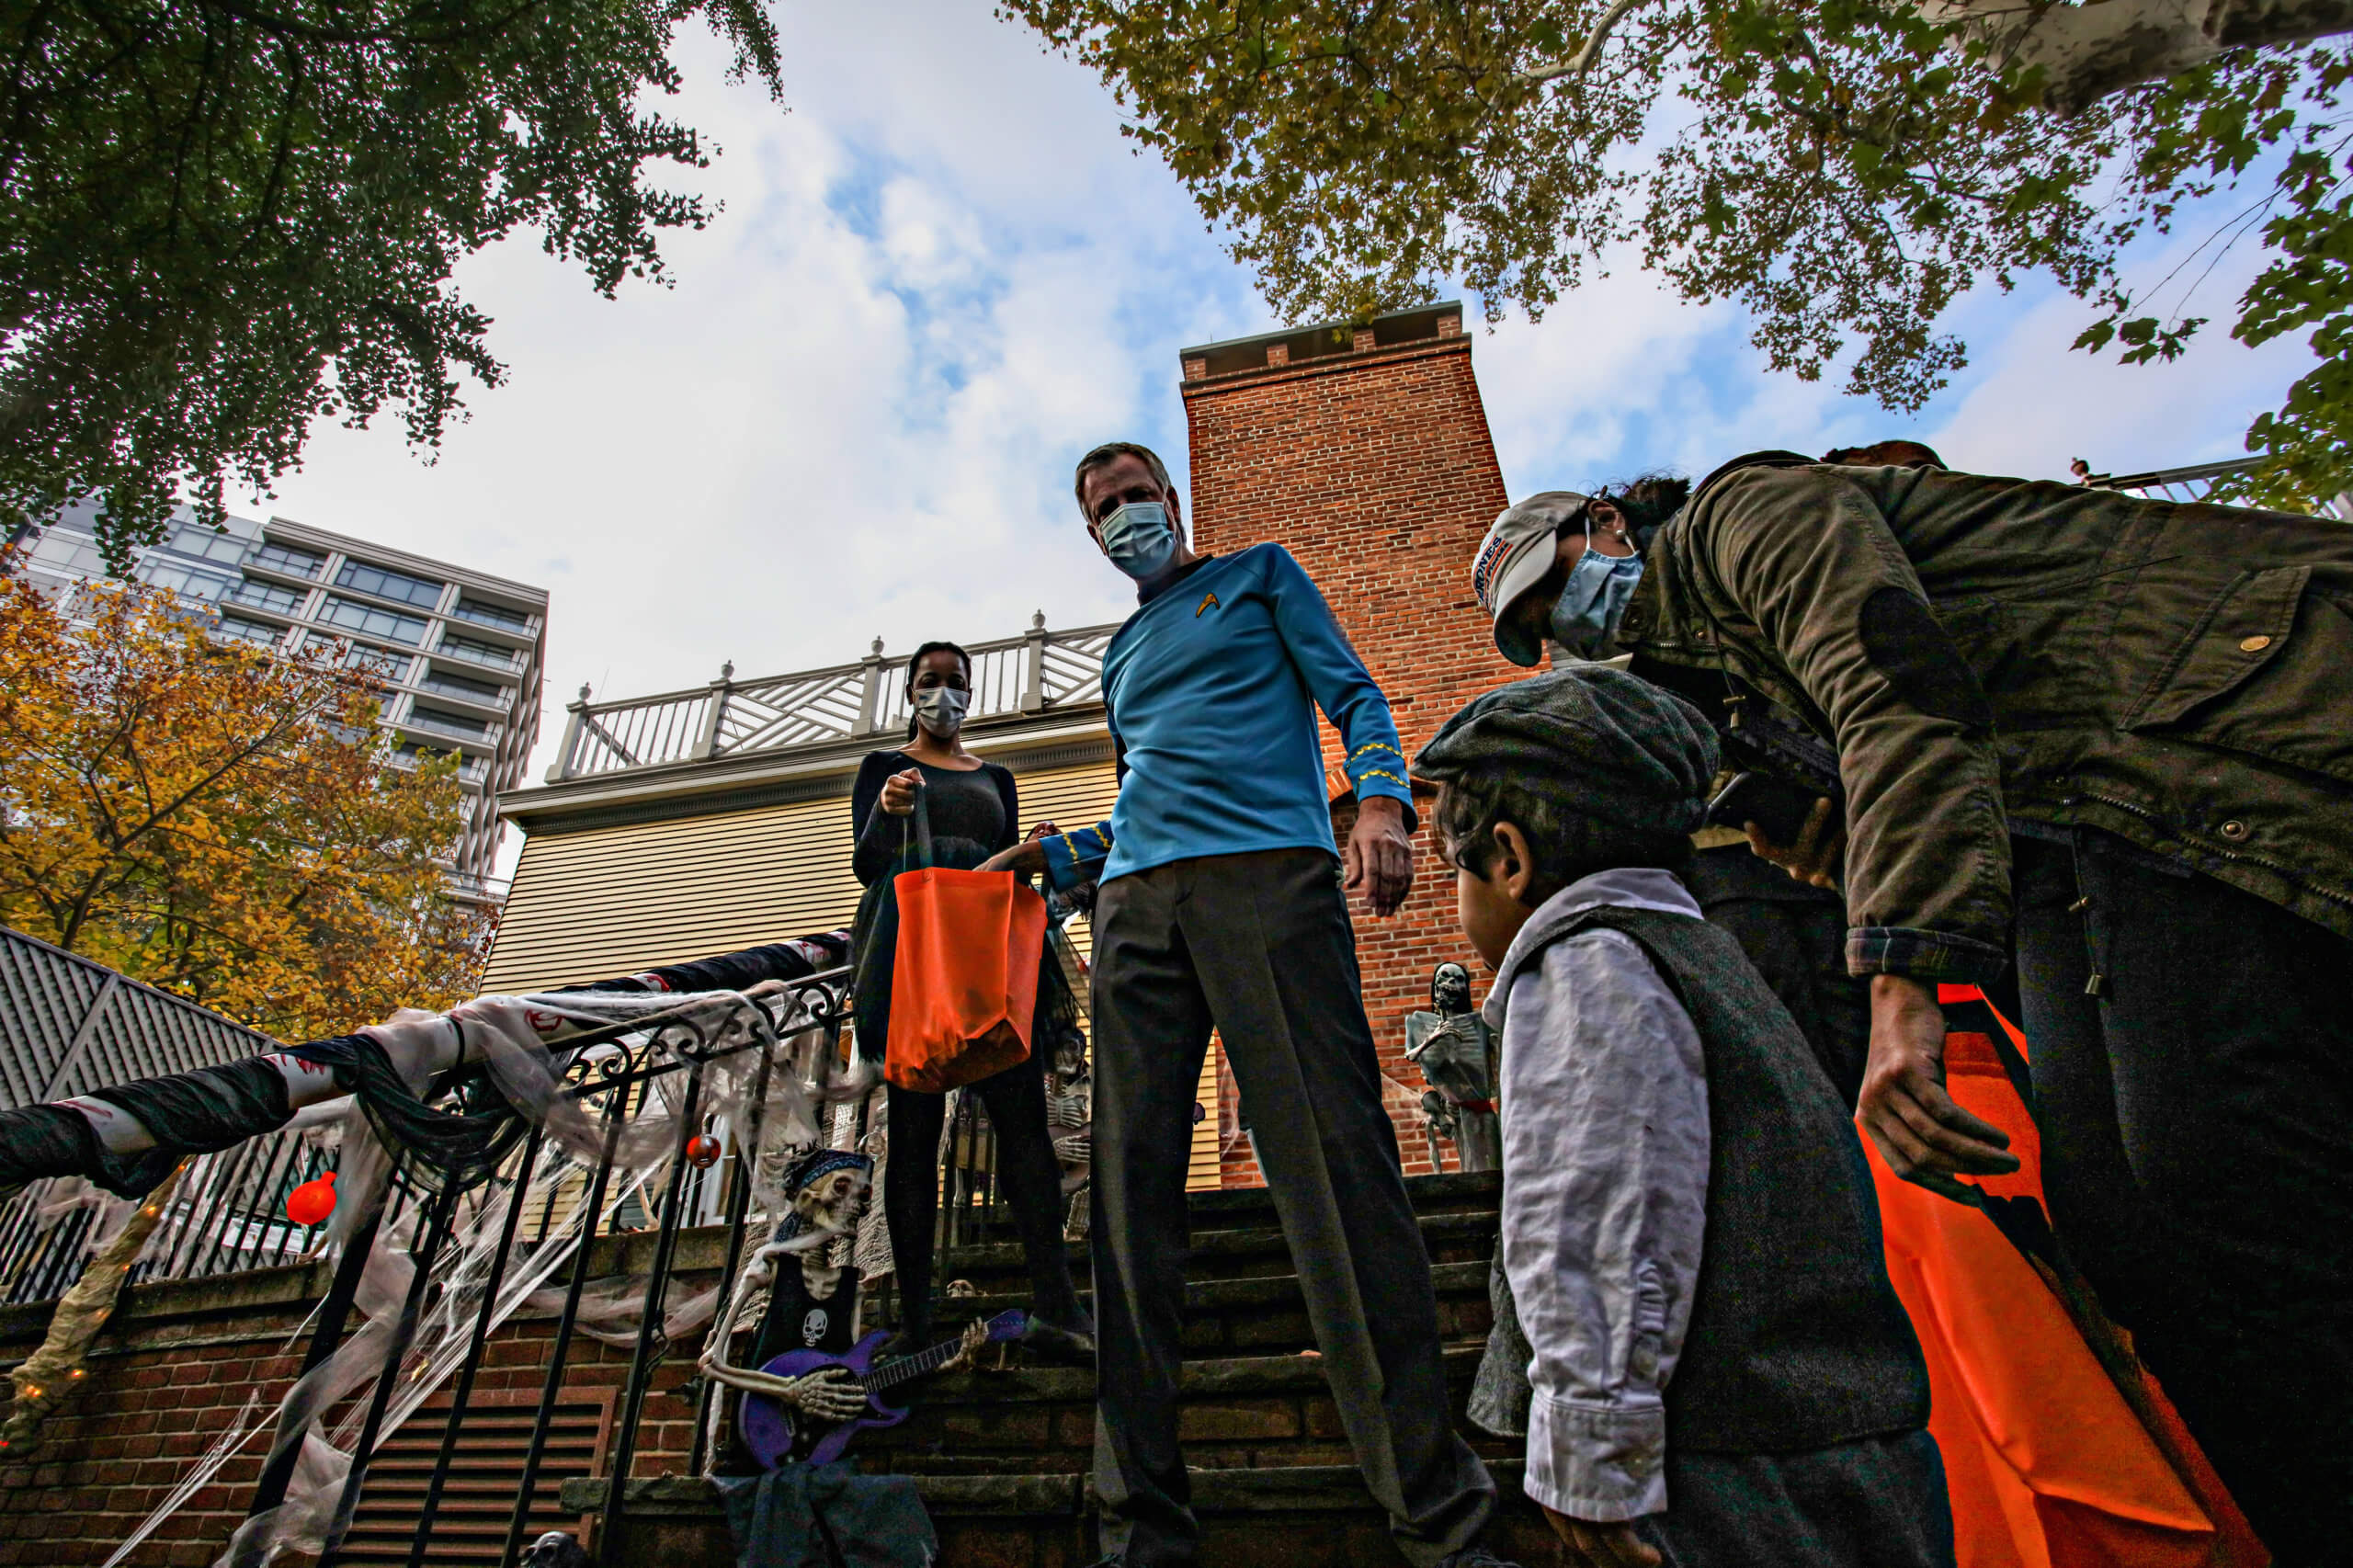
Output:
[883, 1050, 1084, 1335]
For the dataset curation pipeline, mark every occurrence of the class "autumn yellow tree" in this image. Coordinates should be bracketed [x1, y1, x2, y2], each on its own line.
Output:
[0, 573, 490, 1041]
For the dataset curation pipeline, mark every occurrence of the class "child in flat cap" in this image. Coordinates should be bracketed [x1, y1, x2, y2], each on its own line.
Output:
[1415, 667, 1952, 1568]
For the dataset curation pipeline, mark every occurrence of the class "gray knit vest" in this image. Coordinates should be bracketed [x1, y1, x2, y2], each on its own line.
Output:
[1540, 903, 1930, 1452]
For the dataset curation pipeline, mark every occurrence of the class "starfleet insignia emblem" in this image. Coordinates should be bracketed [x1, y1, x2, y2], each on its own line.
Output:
[1196, 592, 1219, 617]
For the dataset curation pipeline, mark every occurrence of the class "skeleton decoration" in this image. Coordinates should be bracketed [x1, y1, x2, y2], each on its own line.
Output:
[1404, 962, 1502, 1173]
[695, 1147, 877, 1430]
[1044, 1024, 1092, 1241]
[522, 1531, 591, 1568]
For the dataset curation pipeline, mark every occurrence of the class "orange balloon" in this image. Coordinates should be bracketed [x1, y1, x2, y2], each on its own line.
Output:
[287, 1171, 337, 1227]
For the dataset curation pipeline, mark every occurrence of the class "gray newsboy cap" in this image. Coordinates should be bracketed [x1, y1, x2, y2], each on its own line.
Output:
[1412, 666, 1721, 837]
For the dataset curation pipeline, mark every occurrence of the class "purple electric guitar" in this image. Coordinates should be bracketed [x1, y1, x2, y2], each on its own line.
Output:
[739, 1309, 1029, 1469]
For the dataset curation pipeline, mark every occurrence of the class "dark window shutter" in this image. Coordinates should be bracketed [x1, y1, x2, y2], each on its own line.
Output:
[339, 1386, 615, 1564]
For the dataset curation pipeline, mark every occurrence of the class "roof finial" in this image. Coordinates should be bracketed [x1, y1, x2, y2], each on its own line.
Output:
[871, 635, 885, 656]
[720, 659, 734, 682]
[1031, 609, 1046, 631]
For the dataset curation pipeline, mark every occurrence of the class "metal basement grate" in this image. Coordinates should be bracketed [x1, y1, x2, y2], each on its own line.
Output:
[338, 1388, 614, 1565]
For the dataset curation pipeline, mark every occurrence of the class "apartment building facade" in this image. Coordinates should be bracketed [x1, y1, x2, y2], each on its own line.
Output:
[8, 502, 548, 898]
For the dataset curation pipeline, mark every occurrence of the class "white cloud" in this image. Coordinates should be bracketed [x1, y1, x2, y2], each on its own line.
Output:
[252, 0, 2318, 849]
[261, 6, 1246, 778]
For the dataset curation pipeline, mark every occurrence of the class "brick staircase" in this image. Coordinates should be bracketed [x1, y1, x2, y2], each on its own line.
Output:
[567, 1170, 1561, 1566]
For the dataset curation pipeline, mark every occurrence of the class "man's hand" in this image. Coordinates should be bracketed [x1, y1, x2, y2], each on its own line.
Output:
[976, 840, 1049, 877]
[1543, 1507, 1662, 1568]
[1344, 795, 1415, 916]
[878, 767, 923, 816]
[1857, 973, 2020, 1203]
[1745, 795, 1845, 890]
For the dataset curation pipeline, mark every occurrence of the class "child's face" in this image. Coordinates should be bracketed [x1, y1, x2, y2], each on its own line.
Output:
[1452, 821, 1542, 971]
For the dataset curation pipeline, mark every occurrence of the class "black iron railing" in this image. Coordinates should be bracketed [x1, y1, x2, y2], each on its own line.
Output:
[197, 966, 1017, 1568]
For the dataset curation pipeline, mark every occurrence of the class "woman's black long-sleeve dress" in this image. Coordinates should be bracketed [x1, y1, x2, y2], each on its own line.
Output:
[847, 750, 1086, 1340]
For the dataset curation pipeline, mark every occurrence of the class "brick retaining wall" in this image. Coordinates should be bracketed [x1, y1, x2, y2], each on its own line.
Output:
[0, 1232, 733, 1567]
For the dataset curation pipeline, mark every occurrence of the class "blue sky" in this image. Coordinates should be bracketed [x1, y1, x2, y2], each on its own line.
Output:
[255, 0, 2317, 809]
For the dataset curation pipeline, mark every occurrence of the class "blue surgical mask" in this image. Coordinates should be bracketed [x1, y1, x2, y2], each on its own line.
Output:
[1098, 502, 1177, 582]
[1547, 518, 1644, 662]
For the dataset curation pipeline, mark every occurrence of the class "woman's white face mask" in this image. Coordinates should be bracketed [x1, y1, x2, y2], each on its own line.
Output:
[912, 686, 969, 738]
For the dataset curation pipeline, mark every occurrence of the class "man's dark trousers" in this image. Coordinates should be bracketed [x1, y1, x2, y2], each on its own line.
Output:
[1685, 844, 1871, 1107]
[2012, 832, 2352, 1566]
[1088, 846, 1495, 1567]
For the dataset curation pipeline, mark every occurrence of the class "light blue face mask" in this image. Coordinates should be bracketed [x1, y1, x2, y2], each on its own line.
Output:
[1097, 501, 1178, 582]
[911, 686, 968, 738]
[1547, 515, 1645, 662]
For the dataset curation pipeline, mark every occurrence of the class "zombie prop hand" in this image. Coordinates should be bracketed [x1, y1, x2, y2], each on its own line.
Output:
[936, 1319, 989, 1376]
[780, 1366, 870, 1423]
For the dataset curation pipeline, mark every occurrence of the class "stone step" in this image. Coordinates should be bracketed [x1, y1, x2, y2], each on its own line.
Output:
[927, 1169, 1500, 1267]
[924, 1256, 1494, 1364]
[926, 1207, 1500, 1297]
[566, 1457, 1562, 1568]
[840, 1344, 1515, 1474]
[569, 1175, 1524, 1565]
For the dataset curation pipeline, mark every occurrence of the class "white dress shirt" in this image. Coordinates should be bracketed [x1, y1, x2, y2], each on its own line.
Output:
[1483, 867, 1711, 1521]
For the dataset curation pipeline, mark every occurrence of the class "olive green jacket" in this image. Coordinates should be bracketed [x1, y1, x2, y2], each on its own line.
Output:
[1619, 453, 2353, 982]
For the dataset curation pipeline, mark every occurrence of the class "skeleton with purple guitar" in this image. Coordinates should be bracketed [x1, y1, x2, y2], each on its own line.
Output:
[738, 1307, 1028, 1468]
[697, 1144, 1028, 1470]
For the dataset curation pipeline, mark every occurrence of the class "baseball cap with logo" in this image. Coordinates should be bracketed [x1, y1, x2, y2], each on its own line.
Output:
[1469, 490, 1590, 667]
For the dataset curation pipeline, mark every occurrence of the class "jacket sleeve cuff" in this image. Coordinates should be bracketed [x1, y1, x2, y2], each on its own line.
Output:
[1347, 745, 1419, 832]
[1846, 926, 2010, 984]
[1521, 1397, 1668, 1523]
[1041, 822, 1113, 893]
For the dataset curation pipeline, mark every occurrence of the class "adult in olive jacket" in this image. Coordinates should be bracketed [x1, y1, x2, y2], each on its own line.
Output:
[1587, 451, 2350, 1564]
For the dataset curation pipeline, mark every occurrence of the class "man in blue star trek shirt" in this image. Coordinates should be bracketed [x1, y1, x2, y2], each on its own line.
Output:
[983, 442, 1503, 1568]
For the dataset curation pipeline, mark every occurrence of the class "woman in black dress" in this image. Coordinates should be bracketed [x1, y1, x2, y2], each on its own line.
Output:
[850, 640, 1093, 1362]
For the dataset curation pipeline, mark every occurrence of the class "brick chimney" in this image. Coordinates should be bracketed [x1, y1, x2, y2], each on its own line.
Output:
[1178, 301, 1522, 1180]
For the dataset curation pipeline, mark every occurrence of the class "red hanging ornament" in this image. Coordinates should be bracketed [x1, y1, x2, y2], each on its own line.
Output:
[685, 1133, 723, 1169]
[287, 1171, 337, 1227]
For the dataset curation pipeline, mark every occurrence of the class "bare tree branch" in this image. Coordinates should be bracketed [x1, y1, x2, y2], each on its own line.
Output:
[1927, 0, 2353, 114]
[1518, 0, 1655, 89]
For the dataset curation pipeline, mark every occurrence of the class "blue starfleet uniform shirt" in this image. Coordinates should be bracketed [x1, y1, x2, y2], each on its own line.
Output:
[1040, 543, 1413, 890]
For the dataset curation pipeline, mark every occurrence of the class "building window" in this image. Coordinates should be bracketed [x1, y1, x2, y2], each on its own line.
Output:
[396, 741, 484, 783]
[444, 593, 529, 631]
[406, 704, 492, 740]
[226, 578, 305, 615]
[450, 597, 533, 633]
[162, 522, 250, 564]
[28, 532, 111, 576]
[214, 615, 283, 648]
[343, 644, 412, 683]
[335, 559, 445, 609]
[319, 596, 427, 645]
[417, 667, 504, 704]
[137, 558, 240, 601]
[436, 632, 523, 671]
[252, 540, 326, 579]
